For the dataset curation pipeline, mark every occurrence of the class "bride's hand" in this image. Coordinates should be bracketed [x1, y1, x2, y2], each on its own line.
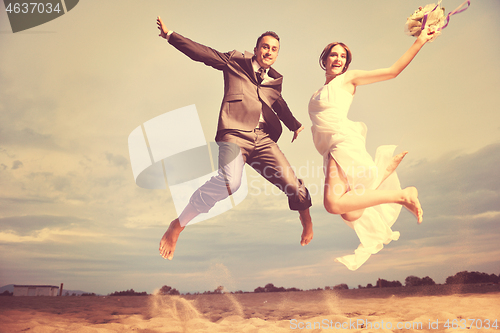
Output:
[418, 26, 437, 43]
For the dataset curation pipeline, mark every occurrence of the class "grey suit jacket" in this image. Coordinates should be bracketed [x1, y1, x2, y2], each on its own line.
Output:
[168, 32, 302, 142]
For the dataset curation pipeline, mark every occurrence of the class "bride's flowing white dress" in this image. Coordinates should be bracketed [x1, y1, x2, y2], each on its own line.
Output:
[309, 73, 402, 270]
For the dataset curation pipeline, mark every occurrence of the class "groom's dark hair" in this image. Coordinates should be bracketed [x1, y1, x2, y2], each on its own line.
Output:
[255, 31, 280, 48]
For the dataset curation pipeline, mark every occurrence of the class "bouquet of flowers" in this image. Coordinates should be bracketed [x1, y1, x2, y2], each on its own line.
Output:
[405, 3, 445, 40]
[405, 1, 471, 41]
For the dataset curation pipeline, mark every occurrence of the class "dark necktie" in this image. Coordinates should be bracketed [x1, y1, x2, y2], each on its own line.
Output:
[256, 67, 265, 84]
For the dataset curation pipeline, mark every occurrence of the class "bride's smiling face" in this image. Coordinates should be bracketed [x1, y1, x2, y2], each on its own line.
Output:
[325, 45, 347, 76]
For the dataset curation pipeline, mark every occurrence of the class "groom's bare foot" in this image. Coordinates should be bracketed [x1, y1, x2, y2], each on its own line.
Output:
[381, 151, 408, 183]
[299, 209, 313, 246]
[159, 219, 185, 260]
[400, 187, 423, 224]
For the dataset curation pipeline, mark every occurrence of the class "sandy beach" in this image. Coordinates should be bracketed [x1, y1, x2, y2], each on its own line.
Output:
[1, 284, 499, 332]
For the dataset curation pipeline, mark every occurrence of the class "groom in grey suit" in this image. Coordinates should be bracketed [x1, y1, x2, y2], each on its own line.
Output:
[157, 17, 313, 260]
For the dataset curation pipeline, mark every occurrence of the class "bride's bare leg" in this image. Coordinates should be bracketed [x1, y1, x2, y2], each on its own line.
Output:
[324, 156, 365, 221]
[324, 155, 423, 223]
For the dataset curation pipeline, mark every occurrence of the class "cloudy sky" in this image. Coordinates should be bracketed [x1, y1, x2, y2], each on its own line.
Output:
[1, 0, 499, 295]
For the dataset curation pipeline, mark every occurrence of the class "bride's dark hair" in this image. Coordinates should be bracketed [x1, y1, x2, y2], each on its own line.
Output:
[319, 42, 352, 74]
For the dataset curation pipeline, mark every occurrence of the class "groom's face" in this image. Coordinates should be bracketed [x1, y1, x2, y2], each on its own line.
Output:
[254, 36, 279, 69]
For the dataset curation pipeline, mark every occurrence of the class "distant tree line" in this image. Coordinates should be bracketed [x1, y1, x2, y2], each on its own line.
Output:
[358, 278, 405, 289]
[93, 270, 500, 296]
[405, 275, 436, 287]
[108, 289, 148, 296]
[325, 284, 349, 290]
[6, 270, 497, 297]
[445, 271, 499, 285]
[253, 283, 302, 293]
[356, 271, 499, 289]
[158, 285, 180, 295]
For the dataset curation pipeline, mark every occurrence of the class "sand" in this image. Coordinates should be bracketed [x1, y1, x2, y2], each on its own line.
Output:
[1, 284, 499, 332]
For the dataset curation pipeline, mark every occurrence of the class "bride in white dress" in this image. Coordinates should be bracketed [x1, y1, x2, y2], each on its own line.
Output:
[308, 27, 435, 270]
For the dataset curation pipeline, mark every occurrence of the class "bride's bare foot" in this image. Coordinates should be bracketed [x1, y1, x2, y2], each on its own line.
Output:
[299, 209, 313, 246]
[381, 151, 408, 183]
[159, 219, 185, 260]
[400, 187, 423, 224]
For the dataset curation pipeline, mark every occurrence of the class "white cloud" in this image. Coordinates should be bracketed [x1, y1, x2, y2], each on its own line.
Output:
[0, 227, 106, 244]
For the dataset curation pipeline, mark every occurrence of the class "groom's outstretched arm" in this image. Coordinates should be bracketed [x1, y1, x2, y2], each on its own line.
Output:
[157, 16, 230, 71]
[272, 97, 303, 142]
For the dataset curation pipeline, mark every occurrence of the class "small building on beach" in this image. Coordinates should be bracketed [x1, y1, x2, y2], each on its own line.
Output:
[13, 285, 59, 296]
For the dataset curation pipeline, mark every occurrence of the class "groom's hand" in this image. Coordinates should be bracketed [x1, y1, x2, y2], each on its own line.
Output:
[292, 125, 304, 143]
[157, 16, 169, 39]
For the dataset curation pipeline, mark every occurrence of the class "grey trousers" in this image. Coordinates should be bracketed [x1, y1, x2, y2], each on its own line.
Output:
[188, 127, 312, 217]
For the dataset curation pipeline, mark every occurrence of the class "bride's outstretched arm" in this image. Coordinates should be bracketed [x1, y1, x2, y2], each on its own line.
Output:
[346, 27, 436, 87]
